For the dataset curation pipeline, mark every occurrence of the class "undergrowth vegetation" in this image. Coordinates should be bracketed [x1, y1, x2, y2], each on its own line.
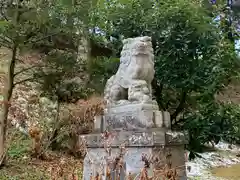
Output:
[0, 0, 240, 178]
[184, 102, 240, 154]
[1, 130, 48, 179]
[1, 129, 83, 179]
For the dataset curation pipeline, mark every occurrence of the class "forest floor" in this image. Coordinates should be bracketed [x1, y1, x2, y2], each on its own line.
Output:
[0, 129, 83, 180]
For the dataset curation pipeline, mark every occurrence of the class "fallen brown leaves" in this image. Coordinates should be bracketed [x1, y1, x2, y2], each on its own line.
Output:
[30, 152, 83, 180]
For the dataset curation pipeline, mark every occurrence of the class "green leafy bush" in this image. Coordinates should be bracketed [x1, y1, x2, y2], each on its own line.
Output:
[184, 101, 240, 153]
[220, 103, 240, 144]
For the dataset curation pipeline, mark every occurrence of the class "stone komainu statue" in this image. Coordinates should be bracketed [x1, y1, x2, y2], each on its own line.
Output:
[104, 36, 156, 106]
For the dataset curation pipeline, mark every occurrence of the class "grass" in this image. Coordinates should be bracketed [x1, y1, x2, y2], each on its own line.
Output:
[0, 130, 49, 179]
[0, 161, 49, 180]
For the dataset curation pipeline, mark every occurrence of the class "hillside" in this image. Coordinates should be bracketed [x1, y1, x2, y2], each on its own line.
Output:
[1, 47, 240, 179]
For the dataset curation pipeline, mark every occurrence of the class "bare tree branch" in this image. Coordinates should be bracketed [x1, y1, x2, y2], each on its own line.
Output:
[0, 35, 13, 45]
[15, 58, 26, 64]
[0, 41, 11, 49]
[14, 65, 44, 77]
[0, 7, 8, 21]
[13, 77, 34, 87]
[13, 74, 47, 87]
[24, 32, 61, 45]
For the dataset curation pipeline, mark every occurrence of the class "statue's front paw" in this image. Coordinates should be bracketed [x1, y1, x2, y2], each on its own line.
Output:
[142, 95, 151, 102]
[142, 87, 150, 94]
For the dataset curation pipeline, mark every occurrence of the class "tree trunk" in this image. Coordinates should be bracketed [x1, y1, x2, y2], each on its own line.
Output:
[77, 31, 91, 88]
[152, 78, 166, 110]
[0, 100, 10, 166]
[0, 45, 17, 167]
[0, 82, 13, 167]
[0, 0, 20, 167]
[171, 90, 187, 124]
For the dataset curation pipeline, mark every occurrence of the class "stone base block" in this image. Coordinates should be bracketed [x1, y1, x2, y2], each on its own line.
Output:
[102, 103, 171, 131]
[81, 129, 187, 180]
[83, 146, 186, 180]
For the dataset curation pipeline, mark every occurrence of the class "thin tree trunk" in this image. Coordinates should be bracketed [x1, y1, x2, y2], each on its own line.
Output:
[0, 45, 17, 167]
[152, 78, 166, 110]
[77, 31, 91, 88]
[0, 0, 20, 166]
[171, 90, 187, 124]
[0, 101, 10, 166]
[50, 98, 60, 150]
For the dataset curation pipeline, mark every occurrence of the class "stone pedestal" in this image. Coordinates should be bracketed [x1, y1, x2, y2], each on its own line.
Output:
[103, 103, 171, 131]
[81, 105, 188, 180]
[81, 36, 188, 179]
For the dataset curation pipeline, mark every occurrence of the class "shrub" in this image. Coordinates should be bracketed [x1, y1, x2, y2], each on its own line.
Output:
[51, 96, 105, 157]
[183, 101, 240, 153]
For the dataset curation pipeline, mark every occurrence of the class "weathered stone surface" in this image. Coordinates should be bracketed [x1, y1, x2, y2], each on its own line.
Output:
[82, 129, 165, 148]
[93, 115, 104, 133]
[83, 148, 150, 180]
[166, 130, 188, 145]
[81, 129, 187, 147]
[83, 145, 187, 180]
[103, 37, 172, 131]
[104, 109, 156, 131]
[104, 36, 157, 106]
[103, 104, 172, 131]
[81, 129, 187, 179]
[155, 111, 171, 129]
[151, 145, 187, 178]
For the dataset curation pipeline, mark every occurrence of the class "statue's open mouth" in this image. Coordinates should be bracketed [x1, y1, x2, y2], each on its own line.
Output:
[132, 41, 153, 56]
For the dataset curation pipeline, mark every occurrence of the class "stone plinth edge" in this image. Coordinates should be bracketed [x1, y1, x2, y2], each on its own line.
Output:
[80, 129, 187, 148]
